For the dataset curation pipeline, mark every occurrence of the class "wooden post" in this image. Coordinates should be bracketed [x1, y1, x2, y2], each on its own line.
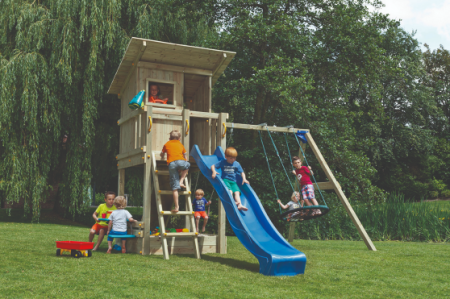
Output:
[141, 106, 153, 255]
[118, 169, 125, 195]
[184, 173, 191, 231]
[183, 109, 191, 231]
[288, 222, 296, 242]
[305, 132, 377, 251]
[217, 112, 228, 254]
[182, 109, 190, 158]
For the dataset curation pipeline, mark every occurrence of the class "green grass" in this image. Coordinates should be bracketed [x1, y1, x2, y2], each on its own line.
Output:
[0, 221, 449, 298]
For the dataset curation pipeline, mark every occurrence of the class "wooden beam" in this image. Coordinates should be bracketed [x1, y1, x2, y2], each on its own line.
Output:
[117, 154, 145, 170]
[137, 61, 212, 76]
[189, 111, 220, 119]
[182, 109, 190, 158]
[217, 112, 228, 254]
[118, 169, 125, 196]
[315, 181, 339, 190]
[152, 114, 182, 121]
[117, 106, 147, 126]
[141, 106, 153, 255]
[226, 122, 308, 133]
[116, 147, 146, 160]
[119, 41, 147, 96]
[305, 132, 377, 251]
[212, 53, 227, 78]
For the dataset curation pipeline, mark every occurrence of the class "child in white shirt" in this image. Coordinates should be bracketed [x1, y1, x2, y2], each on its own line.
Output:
[107, 196, 137, 253]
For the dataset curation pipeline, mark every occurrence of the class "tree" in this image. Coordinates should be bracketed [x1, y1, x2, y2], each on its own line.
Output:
[0, 0, 212, 221]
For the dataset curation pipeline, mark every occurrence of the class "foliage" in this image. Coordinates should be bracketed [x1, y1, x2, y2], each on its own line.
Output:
[124, 167, 144, 207]
[1, 0, 449, 223]
[0, 0, 212, 221]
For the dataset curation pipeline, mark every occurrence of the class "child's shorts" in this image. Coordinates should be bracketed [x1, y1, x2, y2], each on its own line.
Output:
[91, 223, 108, 234]
[168, 160, 190, 190]
[301, 184, 315, 200]
[107, 230, 128, 241]
[194, 211, 208, 218]
[223, 179, 240, 194]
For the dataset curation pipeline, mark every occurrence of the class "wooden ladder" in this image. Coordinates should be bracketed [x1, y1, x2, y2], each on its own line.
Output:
[151, 152, 201, 260]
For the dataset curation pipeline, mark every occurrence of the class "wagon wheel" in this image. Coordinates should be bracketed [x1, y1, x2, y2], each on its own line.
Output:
[56, 249, 61, 256]
[71, 250, 76, 257]
[73, 251, 82, 258]
[88, 250, 92, 257]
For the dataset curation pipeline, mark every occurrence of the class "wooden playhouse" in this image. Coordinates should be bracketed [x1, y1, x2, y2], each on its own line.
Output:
[107, 38, 236, 258]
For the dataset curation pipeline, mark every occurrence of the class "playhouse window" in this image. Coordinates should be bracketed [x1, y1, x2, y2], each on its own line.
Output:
[146, 79, 176, 108]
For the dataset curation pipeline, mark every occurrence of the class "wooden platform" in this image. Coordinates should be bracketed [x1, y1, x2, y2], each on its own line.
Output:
[126, 234, 223, 255]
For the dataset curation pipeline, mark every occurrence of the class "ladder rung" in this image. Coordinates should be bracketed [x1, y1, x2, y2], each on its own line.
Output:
[162, 232, 198, 237]
[159, 190, 191, 195]
[154, 170, 169, 175]
[160, 211, 194, 215]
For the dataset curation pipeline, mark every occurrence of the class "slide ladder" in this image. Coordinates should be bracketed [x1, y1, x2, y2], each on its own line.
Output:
[151, 152, 201, 260]
[191, 145, 306, 276]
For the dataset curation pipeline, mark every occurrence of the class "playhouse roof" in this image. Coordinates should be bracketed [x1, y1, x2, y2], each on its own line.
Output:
[107, 38, 236, 95]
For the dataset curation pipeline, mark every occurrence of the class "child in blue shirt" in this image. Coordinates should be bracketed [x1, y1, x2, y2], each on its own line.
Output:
[211, 147, 249, 211]
[192, 189, 212, 232]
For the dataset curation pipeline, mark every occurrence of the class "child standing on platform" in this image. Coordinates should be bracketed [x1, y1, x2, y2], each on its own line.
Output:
[291, 156, 321, 216]
[106, 196, 137, 254]
[211, 147, 249, 211]
[89, 191, 117, 251]
[192, 189, 212, 233]
[160, 130, 190, 213]
[277, 191, 302, 221]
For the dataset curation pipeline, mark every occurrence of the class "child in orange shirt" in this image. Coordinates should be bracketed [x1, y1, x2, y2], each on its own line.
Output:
[148, 84, 169, 104]
[160, 130, 190, 212]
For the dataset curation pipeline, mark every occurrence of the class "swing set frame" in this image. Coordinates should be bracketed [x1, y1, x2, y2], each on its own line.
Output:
[224, 122, 377, 251]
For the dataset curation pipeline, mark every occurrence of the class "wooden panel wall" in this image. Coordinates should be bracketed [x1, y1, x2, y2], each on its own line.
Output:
[120, 70, 138, 154]
[190, 77, 212, 155]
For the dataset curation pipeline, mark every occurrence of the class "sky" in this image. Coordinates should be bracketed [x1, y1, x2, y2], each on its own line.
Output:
[376, 0, 450, 51]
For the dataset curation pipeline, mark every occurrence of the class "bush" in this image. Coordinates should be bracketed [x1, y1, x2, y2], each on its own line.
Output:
[95, 193, 105, 205]
[441, 190, 450, 198]
[429, 191, 439, 198]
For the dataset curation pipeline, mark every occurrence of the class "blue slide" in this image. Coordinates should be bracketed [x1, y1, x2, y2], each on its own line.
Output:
[191, 145, 306, 276]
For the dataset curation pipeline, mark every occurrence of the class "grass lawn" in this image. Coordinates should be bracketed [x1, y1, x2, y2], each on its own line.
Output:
[0, 221, 449, 298]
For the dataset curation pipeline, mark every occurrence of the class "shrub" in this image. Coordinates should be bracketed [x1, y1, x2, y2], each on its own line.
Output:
[429, 191, 439, 198]
[95, 193, 105, 205]
[441, 190, 450, 198]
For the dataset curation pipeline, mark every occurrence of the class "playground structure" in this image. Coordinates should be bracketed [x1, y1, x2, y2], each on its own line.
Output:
[107, 38, 376, 271]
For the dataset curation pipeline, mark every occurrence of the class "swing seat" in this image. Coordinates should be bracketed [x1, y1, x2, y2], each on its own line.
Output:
[281, 205, 330, 221]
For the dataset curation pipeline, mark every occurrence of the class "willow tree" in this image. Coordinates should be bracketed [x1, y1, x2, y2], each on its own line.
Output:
[0, 0, 212, 221]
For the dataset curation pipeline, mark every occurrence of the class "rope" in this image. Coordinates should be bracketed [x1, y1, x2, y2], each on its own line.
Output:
[258, 131, 282, 213]
[194, 171, 200, 192]
[283, 133, 301, 192]
[293, 133, 327, 206]
[265, 128, 295, 192]
[207, 189, 215, 216]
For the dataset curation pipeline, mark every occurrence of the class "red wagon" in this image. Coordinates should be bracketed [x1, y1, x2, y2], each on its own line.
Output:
[56, 241, 94, 258]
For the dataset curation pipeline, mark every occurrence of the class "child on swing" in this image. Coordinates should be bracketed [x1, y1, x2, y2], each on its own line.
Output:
[291, 156, 321, 216]
[148, 84, 169, 104]
[277, 191, 302, 221]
